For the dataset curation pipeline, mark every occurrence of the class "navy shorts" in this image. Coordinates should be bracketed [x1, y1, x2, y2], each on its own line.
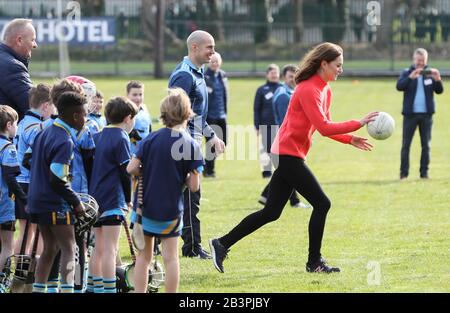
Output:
[130, 214, 182, 238]
[30, 211, 75, 225]
[15, 183, 29, 220]
[0, 221, 16, 231]
[93, 215, 123, 227]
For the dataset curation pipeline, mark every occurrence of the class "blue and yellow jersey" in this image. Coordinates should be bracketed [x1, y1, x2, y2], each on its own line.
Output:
[86, 113, 106, 135]
[71, 126, 95, 194]
[0, 136, 21, 223]
[89, 126, 131, 217]
[135, 127, 203, 222]
[28, 119, 77, 214]
[15, 110, 44, 184]
[130, 106, 151, 154]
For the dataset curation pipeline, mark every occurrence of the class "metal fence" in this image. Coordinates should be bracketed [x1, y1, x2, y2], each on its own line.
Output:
[2, 0, 450, 77]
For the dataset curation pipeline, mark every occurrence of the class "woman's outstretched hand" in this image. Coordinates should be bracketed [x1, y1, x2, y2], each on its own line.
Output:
[360, 111, 379, 126]
[350, 136, 373, 151]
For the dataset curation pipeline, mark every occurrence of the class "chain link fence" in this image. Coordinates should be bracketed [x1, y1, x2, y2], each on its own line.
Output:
[2, 0, 450, 77]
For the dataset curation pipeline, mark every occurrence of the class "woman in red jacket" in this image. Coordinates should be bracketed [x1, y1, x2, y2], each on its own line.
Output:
[210, 42, 378, 274]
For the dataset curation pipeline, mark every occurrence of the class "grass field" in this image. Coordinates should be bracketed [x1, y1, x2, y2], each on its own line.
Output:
[36, 77, 450, 292]
[30, 59, 450, 76]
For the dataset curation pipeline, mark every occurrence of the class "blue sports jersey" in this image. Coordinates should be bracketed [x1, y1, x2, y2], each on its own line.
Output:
[86, 113, 105, 135]
[16, 110, 44, 184]
[130, 106, 151, 154]
[169, 56, 215, 142]
[71, 126, 95, 194]
[135, 127, 204, 221]
[0, 136, 20, 223]
[42, 116, 55, 129]
[272, 83, 294, 126]
[28, 119, 77, 214]
[22, 115, 55, 173]
[89, 126, 131, 217]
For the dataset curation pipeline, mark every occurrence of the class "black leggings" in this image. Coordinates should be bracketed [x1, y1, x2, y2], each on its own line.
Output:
[219, 155, 331, 263]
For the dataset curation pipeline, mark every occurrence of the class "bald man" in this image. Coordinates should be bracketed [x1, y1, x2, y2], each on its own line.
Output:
[168, 30, 225, 259]
[0, 19, 37, 120]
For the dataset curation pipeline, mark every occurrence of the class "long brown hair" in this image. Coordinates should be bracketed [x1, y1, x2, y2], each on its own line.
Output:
[295, 42, 343, 84]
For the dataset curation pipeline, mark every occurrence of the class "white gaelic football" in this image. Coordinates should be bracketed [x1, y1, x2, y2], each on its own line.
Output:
[367, 112, 395, 140]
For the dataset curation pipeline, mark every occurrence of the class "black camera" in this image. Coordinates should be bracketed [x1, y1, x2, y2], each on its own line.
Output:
[421, 69, 432, 76]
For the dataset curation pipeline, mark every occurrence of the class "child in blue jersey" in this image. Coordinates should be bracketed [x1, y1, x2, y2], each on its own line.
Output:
[127, 88, 203, 293]
[64, 76, 97, 195]
[126, 81, 151, 154]
[86, 90, 106, 134]
[0, 105, 27, 291]
[20, 79, 83, 293]
[88, 97, 138, 293]
[53, 77, 96, 293]
[14, 84, 54, 259]
[28, 92, 87, 293]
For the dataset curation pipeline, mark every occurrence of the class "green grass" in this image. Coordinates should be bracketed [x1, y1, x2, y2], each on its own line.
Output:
[35, 77, 450, 292]
[30, 59, 450, 75]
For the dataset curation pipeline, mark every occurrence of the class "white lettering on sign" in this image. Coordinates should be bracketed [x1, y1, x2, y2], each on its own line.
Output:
[1, 19, 116, 44]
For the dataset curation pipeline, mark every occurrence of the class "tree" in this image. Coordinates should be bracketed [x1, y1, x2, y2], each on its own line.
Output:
[318, 0, 346, 43]
[207, 0, 225, 41]
[154, 0, 165, 78]
[250, 0, 270, 44]
[77, 0, 104, 16]
[293, 0, 304, 42]
[142, 0, 184, 77]
[373, 0, 422, 48]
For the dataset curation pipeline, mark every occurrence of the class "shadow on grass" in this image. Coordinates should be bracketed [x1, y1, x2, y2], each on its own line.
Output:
[206, 205, 263, 214]
[322, 177, 450, 186]
[182, 271, 280, 290]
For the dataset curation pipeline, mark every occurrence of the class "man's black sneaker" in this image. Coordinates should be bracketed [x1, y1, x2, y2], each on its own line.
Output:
[209, 238, 229, 273]
[306, 257, 340, 273]
[183, 247, 212, 259]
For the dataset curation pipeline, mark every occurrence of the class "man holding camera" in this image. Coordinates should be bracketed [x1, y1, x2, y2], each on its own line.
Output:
[396, 48, 443, 180]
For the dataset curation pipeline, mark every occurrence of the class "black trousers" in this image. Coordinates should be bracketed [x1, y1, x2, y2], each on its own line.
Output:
[205, 118, 227, 175]
[181, 187, 202, 255]
[219, 155, 331, 263]
[261, 153, 300, 205]
[400, 113, 433, 177]
[261, 180, 300, 205]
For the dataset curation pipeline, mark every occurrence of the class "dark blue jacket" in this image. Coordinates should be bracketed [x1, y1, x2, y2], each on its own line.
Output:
[396, 65, 443, 115]
[253, 81, 281, 129]
[0, 43, 32, 120]
[205, 68, 227, 120]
